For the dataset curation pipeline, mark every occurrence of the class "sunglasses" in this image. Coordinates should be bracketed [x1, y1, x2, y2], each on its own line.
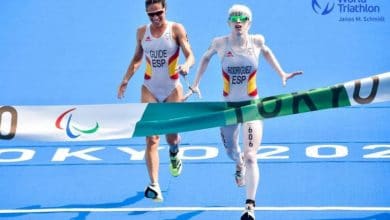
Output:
[147, 10, 164, 17]
[229, 15, 249, 23]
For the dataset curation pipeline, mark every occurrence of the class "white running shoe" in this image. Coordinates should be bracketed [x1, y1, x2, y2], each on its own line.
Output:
[144, 184, 163, 202]
[240, 204, 255, 220]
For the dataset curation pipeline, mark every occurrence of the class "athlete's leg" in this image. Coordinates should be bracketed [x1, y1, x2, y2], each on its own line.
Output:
[141, 86, 163, 201]
[164, 85, 182, 154]
[165, 85, 183, 176]
[242, 120, 263, 215]
[221, 124, 245, 186]
[144, 135, 163, 201]
[145, 135, 160, 184]
[220, 124, 242, 164]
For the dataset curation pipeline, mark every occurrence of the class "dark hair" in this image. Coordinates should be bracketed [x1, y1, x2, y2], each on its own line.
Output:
[145, 0, 166, 9]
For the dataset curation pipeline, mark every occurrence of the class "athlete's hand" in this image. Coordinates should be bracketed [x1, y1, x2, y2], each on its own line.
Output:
[117, 81, 128, 99]
[176, 64, 190, 76]
[190, 85, 202, 99]
[182, 85, 202, 101]
[282, 71, 303, 86]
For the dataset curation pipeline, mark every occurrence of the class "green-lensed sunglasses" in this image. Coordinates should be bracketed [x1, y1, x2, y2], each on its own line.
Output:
[229, 15, 249, 22]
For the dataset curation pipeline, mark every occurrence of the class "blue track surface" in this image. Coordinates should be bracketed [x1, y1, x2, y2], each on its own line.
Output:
[1, 0, 389, 219]
[1, 108, 389, 219]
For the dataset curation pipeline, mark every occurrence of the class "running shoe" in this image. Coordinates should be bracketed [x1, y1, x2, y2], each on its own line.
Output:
[144, 184, 163, 202]
[235, 163, 246, 187]
[169, 152, 182, 177]
[241, 204, 255, 220]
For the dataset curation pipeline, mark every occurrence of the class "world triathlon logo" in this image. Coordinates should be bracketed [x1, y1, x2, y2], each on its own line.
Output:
[312, 0, 335, 15]
[55, 108, 99, 139]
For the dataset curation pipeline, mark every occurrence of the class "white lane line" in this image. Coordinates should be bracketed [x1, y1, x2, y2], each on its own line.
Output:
[0, 206, 390, 214]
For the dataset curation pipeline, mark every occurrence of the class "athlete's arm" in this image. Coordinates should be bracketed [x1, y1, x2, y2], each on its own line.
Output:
[191, 38, 219, 91]
[173, 23, 195, 76]
[255, 35, 302, 86]
[118, 26, 145, 99]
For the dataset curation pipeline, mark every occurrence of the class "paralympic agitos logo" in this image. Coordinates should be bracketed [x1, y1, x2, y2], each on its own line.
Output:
[55, 108, 99, 139]
[312, 0, 335, 15]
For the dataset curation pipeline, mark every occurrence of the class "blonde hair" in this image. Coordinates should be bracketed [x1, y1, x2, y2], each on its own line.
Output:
[228, 4, 252, 21]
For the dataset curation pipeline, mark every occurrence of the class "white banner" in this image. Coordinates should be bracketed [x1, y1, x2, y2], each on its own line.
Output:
[344, 72, 390, 105]
[1, 72, 390, 142]
[1, 104, 147, 142]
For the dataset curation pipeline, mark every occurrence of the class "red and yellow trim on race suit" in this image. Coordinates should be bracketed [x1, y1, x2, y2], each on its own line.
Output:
[168, 48, 180, 80]
[247, 70, 258, 96]
[144, 56, 152, 80]
[222, 70, 230, 97]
